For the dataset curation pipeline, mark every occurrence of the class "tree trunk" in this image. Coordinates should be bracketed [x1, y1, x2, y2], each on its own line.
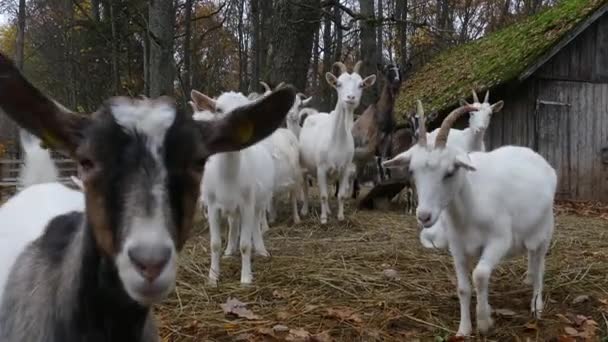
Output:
[333, 4, 342, 62]
[321, 11, 333, 112]
[183, 0, 193, 96]
[259, 0, 274, 82]
[237, 0, 246, 92]
[109, 0, 121, 95]
[395, 0, 407, 68]
[92, 0, 100, 21]
[149, 0, 176, 97]
[251, 0, 260, 92]
[268, 0, 320, 92]
[15, 0, 26, 70]
[359, 0, 378, 107]
[376, 0, 383, 63]
[311, 28, 319, 94]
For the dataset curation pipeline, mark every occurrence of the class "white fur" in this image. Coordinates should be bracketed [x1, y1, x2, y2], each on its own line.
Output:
[193, 91, 275, 286]
[18, 130, 59, 189]
[285, 94, 312, 139]
[260, 128, 304, 226]
[0, 183, 85, 313]
[421, 100, 503, 249]
[298, 69, 376, 224]
[384, 145, 556, 336]
[110, 98, 176, 155]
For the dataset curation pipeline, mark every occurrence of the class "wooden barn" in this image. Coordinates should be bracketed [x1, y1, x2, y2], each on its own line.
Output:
[396, 0, 608, 202]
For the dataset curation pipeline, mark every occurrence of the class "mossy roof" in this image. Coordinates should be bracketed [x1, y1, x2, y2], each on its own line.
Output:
[395, 0, 608, 122]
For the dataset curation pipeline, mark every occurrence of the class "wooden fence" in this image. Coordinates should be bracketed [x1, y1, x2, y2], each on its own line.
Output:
[0, 157, 77, 193]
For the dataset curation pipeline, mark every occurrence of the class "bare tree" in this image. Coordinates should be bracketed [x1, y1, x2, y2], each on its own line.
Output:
[149, 0, 176, 97]
[359, 0, 378, 107]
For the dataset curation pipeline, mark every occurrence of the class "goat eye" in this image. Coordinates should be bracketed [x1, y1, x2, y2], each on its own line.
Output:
[79, 159, 95, 173]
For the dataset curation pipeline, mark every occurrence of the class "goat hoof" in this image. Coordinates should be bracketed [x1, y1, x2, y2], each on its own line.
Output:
[240, 276, 253, 285]
[477, 316, 494, 335]
[293, 216, 301, 224]
[223, 251, 237, 259]
[300, 208, 308, 216]
[456, 324, 472, 337]
[320, 217, 328, 225]
[254, 249, 270, 258]
[208, 277, 219, 288]
[337, 214, 345, 221]
[523, 273, 534, 285]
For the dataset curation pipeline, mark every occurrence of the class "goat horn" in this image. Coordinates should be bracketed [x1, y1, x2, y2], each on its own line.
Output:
[459, 98, 471, 106]
[416, 100, 427, 147]
[484, 90, 490, 103]
[260, 81, 271, 92]
[353, 60, 363, 74]
[333, 61, 348, 74]
[434, 104, 477, 148]
[472, 89, 479, 103]
[275, 82, 286, 90]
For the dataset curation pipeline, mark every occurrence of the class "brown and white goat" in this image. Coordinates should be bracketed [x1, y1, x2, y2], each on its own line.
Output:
[0, 52, 295, 342]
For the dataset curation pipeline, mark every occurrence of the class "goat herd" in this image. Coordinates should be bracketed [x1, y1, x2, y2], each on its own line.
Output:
[0, 50, 558, 341]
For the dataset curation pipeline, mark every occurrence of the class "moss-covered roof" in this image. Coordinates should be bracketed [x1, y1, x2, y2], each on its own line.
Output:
[395, 0, 607, 122]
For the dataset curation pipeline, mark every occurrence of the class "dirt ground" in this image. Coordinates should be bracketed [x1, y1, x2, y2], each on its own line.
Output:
[156, 192, 608, 342]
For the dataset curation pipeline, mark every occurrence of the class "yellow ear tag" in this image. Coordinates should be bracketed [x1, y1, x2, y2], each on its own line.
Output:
[234, 120, 254, 144]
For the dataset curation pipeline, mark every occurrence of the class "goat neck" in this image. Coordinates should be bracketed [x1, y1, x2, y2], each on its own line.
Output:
[330, 100, 354, 144]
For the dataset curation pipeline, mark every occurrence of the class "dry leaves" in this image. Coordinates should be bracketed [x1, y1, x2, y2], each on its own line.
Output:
[560, 314, 598, 340]
[572, 295, 590, 305]
[324, 307, 363, 324]
[220, 297, 261, 320]
[257, 326, 334, 342]
[555, 200, 608, 221]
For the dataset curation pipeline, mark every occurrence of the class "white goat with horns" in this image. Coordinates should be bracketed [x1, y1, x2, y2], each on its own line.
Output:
[383, 100, 556, 337]
[420, 89, 503, 249]
[299, 61, 376, 224]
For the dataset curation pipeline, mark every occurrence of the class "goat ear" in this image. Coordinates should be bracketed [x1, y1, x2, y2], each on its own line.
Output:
[361, 75, 377, 88]
[455, 155, 476, 172]
[325, 72, 338, 87]
[191, 89, 216, 112]
[382, 150, 412, 169]
[490, 100, 504, 113]
[0, 53, 90, 157]
[188, 100, 198, 113]
[198, 86, 295, 154]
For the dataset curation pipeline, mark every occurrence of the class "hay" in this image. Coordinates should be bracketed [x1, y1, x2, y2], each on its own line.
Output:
[157, 190, 608, 341]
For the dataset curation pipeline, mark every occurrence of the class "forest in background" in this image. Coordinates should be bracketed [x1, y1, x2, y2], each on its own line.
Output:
[0, 0, 557, 147]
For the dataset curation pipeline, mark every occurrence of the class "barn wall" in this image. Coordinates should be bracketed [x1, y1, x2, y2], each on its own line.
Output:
[485, 14, 608, 202]
[536, 13, 608, 83]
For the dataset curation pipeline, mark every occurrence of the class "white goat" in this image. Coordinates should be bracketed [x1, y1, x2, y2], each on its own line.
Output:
[420, 90, 504, 249]
[260, 128, 303, 226]
[299, 61, 376, 224]
[190, 90, 277, 286]
[384, 101, 556, 336]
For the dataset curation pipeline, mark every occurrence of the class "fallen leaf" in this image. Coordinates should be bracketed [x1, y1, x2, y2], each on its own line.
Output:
[447, 336, 466, 342]
[574, 314, 589, 326]
[495, 308, 517, 317]
[311, 331, 334, 342]
[286, 328, 312, 342]
[273, 324, 290, 333]
[524, 321, 539, 332]
[324, 307, 363, 324]
[383, 269, 399, 280]
[276, 311, 291, 320]
[572, 295, 590, 305]
[220, 297, 261, 320]
[556, 313, 573, 324]
[564, 326, 579, 336]
[580, 319, 598, 339]
[257, 327, 275, 336]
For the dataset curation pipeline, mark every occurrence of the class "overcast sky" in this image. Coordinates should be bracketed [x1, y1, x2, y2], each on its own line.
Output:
[0, 13, 7, 26]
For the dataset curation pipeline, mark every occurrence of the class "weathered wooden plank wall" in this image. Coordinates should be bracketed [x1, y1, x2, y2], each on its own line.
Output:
[485, 14, 608, 202]
[537, 14, 608, 83]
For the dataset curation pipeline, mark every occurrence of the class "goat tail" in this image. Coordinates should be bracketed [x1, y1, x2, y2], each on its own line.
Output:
[18, 129, 60, 188]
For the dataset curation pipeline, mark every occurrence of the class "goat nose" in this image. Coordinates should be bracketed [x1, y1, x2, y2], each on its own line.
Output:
[417, 210, 432, 225]
[128, 245, 172, 282]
